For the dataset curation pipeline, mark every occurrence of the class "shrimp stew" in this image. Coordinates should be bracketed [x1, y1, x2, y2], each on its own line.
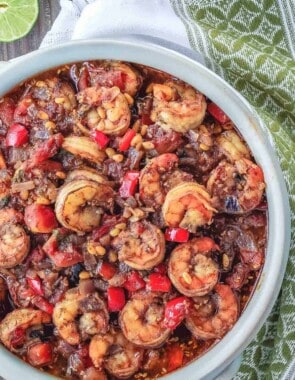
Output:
[0, 61, 267, 379]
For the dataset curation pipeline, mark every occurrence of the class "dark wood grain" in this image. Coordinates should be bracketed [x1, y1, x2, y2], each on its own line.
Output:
[0, 0, 60, 61]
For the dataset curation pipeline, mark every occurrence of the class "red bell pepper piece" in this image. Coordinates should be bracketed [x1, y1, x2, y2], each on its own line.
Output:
[207, 102, 230, 124]
[118, 129, 136, 151]
[98, 262, 117, 280]
[24, 204, 58, 234]
[167, 344, 184, 372]
[123, 271, 146, 292]
[119, 171, 140, 198]
[107, 287, 126, 312]
[91, 130, 110, 149]
[163, 296, 191, 329]
[32, 296, 54, 315]
[6, 123, 29, 147]
[27, 342, 53, 367]
[148, 273, 172, 292]
[165, 227, 189, 243]
[27, 275, 44, 296]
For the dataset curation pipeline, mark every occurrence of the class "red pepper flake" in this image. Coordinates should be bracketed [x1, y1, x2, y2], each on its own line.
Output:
[118, 129, 136, 151]
[165, 227, 189, 243]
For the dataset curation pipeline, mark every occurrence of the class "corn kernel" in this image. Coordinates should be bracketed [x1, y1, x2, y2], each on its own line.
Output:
[95, 245, 106, 256]
[110, 228, 120, 237]
[45, 121, 56, 131]
[115, 223, 127, 230]
[112, 154, 124, 163]
[79, 271, 91, 280]
[87, 241, 97, 255]
[131, 133, 143, 147]
[223, 254, 230, 269]
[140, 124, 148, 136]
[106, 147, 116, 158]
[20, 190, 29, 200]
[200, 143, 210, 151]
[54, 97, 65, 104]
[142, 141, 155, 150]
[56, 171, 66, 179]
[36, 196, 50, 205]
[109, 250, 118, 263]
[38, 111, 49, 120]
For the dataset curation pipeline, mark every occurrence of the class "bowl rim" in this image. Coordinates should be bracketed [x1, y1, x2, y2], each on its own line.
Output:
[0, 38, 291, 380]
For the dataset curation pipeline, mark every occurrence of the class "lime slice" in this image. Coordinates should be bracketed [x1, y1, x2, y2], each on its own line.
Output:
[0, 0, 39, 42]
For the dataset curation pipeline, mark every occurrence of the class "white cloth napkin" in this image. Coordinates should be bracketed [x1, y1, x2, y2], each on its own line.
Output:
[41, 0, 190, 49]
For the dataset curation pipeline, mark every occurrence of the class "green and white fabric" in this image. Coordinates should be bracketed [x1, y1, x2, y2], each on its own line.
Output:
[42, 0, 295, 378]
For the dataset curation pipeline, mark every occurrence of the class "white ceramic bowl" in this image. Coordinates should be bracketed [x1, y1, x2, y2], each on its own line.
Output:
[0, 39, 290, 380]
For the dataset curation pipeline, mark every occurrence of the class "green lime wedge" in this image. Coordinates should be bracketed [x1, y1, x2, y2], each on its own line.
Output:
[0, 0, 39, 42]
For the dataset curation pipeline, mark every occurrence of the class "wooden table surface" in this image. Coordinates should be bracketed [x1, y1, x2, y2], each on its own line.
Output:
[0, 1, 60, 61]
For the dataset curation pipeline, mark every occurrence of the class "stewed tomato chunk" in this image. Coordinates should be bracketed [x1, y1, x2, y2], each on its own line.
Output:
[27, 342, 53, 366]
[24, 204, 57, 233]
[6, 123, 29, 147]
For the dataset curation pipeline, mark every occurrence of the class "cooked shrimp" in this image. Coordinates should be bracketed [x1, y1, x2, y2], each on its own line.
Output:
[216, 130, 250, 161]
[87, 61, 142, 97]
[149, 80, 206, 133]
[0, 169, 10, 203]
[186, 284, 239, 339]
[90, 330, 143, 378]
[119, 291, 171, 348]
[168, 237, 219, 297]
[0, 308, 51, 350]
[139, 153, 193, 208]
[112, 221, 165, 270]
[66, 167, 111, 185]
[207, 158, 265, 213]
[55, 179, 114, 233]
[62, 136, 106, 164]
[14, 77, 76, 128]
[162, 182, 216, 233]
[0, 208, 30, 268]
[139, 153, 178, 208]
[53, 287, 109, 345]
[77, 86, 131, 135]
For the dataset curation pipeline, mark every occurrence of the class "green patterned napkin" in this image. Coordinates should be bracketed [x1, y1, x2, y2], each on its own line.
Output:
[170, 0, 295, 378]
